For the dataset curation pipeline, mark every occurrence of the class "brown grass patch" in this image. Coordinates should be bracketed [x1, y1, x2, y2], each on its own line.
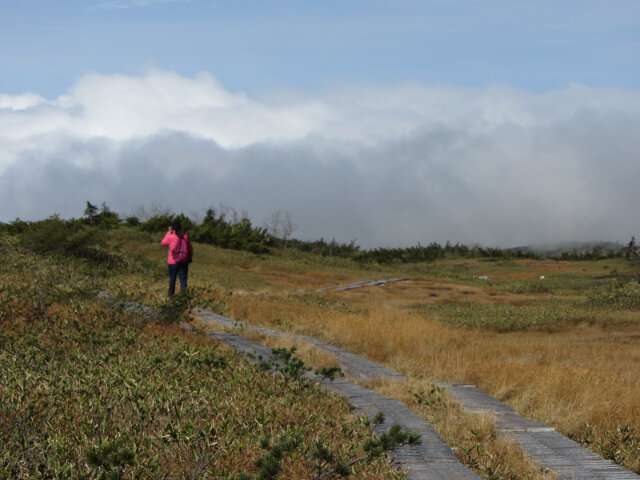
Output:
[359, 378, 557, 479]
[183, 250, 640, 474]
[222, 282, 640, 466]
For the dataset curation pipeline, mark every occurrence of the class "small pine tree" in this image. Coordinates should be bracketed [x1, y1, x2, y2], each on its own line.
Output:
[84, 201, 98, 224]
[625, 236, 638, 261]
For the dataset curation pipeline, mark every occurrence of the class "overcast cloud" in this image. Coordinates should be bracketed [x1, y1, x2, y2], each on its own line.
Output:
[2, 69, 639, 248]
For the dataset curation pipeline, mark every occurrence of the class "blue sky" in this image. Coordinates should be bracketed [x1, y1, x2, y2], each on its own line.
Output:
[2, 0, 640, 247]
[3, 0, 639, 97]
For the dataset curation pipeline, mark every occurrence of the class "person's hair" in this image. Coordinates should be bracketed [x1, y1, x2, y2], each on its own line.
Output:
[171, 219, 182, 234]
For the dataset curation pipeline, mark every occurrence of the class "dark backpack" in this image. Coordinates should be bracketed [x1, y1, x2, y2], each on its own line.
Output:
[172, 235, 191, 264]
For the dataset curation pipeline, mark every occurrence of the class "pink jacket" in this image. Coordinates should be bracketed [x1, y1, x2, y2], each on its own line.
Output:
[161, 231, 192, 265]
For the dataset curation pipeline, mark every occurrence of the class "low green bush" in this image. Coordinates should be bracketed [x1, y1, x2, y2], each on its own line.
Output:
[0, 235, 401, 479]
[139, 213, 174, 233]
[14, 216, 131, 269]
[493, 280, 550, 294]
[588, 280, 640, 310]
[572, 422, 640, 472]
[410, 299, 591, 332]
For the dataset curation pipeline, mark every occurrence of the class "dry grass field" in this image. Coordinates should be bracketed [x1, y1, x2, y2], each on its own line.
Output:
[155, 238, 640, 476]
[7, 219, 639, 478]
[109, 228, 640, 477]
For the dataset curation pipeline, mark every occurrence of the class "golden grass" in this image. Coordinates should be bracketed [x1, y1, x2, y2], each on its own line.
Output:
[137, 238, 640, 475]
[208, 268, 640, 473]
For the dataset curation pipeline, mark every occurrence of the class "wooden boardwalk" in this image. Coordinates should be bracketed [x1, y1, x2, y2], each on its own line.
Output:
[194, 307, 640, 480]
[195, 308, 480, 479]
[100, 291, 639, 479]
[438, 383, 639, 480]
[195, 309, 406, 381]
[314, 278, 411, 292]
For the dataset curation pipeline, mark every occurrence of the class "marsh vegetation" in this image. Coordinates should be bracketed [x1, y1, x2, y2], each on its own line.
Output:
[0, 229, 402, 479]
[2, 211, 640, 478]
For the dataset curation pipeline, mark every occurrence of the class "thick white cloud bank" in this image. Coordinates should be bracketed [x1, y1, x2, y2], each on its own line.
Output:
[2, 68, 640, 248]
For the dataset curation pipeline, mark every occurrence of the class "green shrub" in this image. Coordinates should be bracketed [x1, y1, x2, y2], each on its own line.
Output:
[140, 213, 174, 233]
[495, 280, 550, 294]
[124, 216, 140, 227]
[573, 422, 640, 471]
[410, 299, 587, 332]
[287, 237, 360, 258]
[83, 201, 121, 228]
[588, 280, 640, 309]
[18, 216, 98, 255]
[191, 209, 272, 253]
[354, 243, 534, 264]
[3, 218, 30, 235]
[14, 216, 134, 269]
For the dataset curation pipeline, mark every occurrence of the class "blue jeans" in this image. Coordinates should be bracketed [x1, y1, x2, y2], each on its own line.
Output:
[168, 263, 189, 297]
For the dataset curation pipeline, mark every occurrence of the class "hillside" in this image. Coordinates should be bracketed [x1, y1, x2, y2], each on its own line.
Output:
[0, 228, 400, 479]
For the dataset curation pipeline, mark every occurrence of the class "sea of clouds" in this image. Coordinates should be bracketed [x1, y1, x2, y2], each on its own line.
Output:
[2, 68, 639, 248]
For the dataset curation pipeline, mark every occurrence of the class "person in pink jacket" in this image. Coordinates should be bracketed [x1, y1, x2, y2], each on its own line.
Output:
[160, 219, 193, 297]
